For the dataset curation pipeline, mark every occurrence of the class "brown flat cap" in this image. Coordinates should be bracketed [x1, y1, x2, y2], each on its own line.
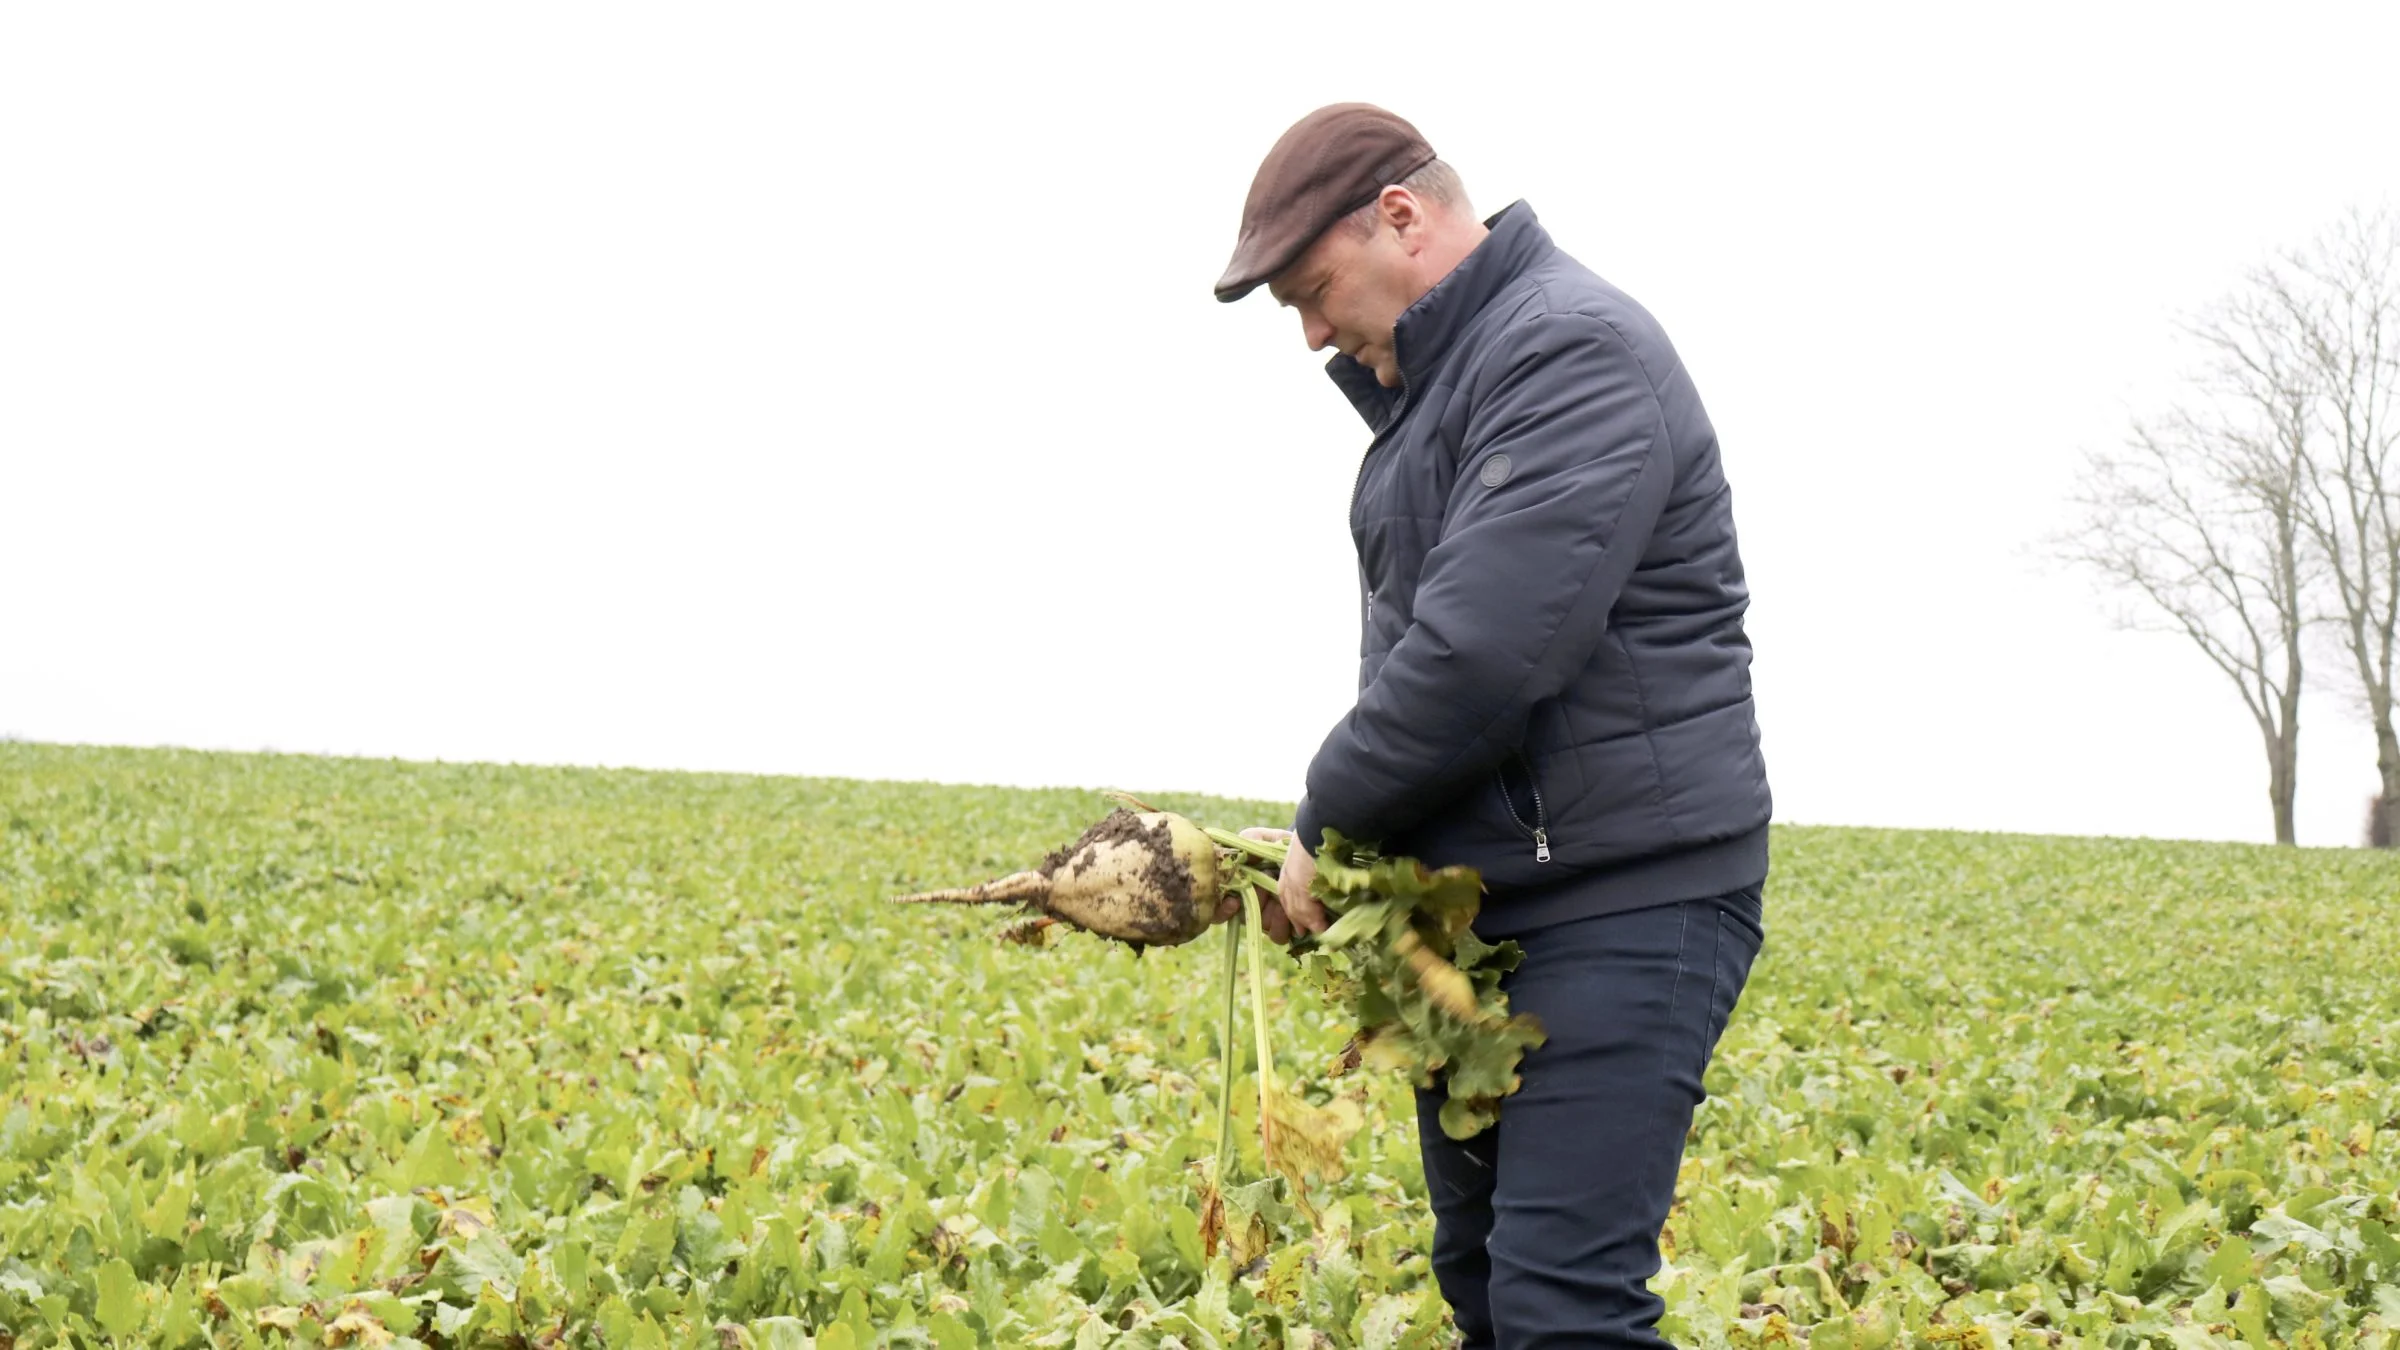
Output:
[1214, 103, 1437, 303]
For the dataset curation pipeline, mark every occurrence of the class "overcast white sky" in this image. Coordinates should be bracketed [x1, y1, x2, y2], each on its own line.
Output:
[7, 4, 2400, 848]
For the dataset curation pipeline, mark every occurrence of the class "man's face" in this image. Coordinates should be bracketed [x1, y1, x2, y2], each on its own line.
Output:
[1268, 216, 1421, 389]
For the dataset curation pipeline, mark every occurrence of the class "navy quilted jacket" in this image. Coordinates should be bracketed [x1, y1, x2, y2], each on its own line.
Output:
[1289, 202, 1771, 934]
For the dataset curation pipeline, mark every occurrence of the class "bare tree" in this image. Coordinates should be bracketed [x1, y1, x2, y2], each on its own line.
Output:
[2057, 305, 2317, 844]
[2246, 208, 2400, 848]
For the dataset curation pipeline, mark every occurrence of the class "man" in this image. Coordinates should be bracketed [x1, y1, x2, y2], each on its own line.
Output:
[1212, 103, 1772, 1346]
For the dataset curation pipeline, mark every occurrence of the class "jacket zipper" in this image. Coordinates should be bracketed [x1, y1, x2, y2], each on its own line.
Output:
[1345, 347, 1414, 523]
[1349, 356, 1408, 666]
[1497, 751, 1550, 862]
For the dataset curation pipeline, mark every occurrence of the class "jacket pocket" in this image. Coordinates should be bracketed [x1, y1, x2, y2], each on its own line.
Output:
[1493, 751, 1553, 864]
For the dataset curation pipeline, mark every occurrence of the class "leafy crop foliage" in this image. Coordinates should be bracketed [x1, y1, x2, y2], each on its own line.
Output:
[4, 743, 2399, 1347]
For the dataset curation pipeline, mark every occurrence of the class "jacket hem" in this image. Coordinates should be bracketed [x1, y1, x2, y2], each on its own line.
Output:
[1472, 824, 1769, 938]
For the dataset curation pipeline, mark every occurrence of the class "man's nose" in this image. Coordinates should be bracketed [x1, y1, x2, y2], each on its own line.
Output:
[1302, 314, 1335, 351]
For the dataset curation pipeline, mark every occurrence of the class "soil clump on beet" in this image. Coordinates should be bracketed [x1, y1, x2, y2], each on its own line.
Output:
[1041, 809, 1199, 942]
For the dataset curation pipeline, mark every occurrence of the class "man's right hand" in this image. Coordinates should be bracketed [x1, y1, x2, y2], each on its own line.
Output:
[1212, 826, 1328, 945]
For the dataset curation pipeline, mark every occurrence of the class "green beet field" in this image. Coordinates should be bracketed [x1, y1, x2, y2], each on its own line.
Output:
[4, 742, 2399, 1348]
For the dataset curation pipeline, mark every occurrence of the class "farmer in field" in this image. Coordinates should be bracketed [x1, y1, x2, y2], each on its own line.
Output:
[1215, 104, 1772, 1346]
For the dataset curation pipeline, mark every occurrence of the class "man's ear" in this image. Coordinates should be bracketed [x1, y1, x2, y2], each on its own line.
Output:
[1378, 186, 1426, 251]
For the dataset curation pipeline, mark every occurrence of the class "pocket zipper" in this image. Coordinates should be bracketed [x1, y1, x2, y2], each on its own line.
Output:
[1497, 752, 1551, 863]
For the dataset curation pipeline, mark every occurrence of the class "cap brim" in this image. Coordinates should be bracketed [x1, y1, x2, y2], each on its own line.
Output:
[1213, 240, 1283, 303]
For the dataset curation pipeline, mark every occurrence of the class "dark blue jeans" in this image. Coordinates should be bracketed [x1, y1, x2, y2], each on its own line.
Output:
[1416, 887, 1764, 1347]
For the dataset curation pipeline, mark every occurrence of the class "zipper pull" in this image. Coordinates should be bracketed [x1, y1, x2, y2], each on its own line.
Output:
[1533, 828, 1551, 863]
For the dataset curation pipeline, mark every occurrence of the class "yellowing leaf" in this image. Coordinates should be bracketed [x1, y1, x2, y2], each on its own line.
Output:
[437, 1195, 497, 1239]
[1263, 1091, 1364, 1186]
[326, 1307, 398, 1347]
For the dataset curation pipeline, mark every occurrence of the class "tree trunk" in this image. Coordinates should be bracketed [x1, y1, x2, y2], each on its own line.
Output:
[2266, 725, 2299, 846]
[2377, 725, 2400, 848]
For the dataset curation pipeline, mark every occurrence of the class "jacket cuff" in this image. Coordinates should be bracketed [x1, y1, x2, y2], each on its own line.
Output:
[1290, 797, 1325, 858]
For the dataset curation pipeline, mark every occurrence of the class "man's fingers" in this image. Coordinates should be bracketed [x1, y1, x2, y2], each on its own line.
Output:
[1257, 897, 1294, 945]
[1216, 885, 1293, 942]
[1284, 888, 1331, 936]
[1275, 838, 1326, 935]
[1281, 868, 1329, 933]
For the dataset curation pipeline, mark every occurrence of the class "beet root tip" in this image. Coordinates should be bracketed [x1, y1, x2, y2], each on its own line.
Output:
[890, 871, 1052, 907]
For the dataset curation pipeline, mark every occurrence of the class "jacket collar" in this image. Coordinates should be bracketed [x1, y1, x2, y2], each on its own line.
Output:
[1326, 199, 1552, 431]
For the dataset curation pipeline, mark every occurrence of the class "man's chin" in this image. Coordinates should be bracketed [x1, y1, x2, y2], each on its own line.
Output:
[1374, 364, 1403, 389]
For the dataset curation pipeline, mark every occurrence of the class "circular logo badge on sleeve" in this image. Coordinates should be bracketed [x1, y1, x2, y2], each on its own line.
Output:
[1479, 453, 1513, 488]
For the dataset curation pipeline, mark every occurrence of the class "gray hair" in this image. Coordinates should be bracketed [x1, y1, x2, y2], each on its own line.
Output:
[1339, 158, 1473, 235]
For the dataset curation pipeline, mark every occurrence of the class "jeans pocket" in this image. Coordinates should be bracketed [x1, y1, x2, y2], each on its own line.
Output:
[1701, 906, 1763, 1072]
